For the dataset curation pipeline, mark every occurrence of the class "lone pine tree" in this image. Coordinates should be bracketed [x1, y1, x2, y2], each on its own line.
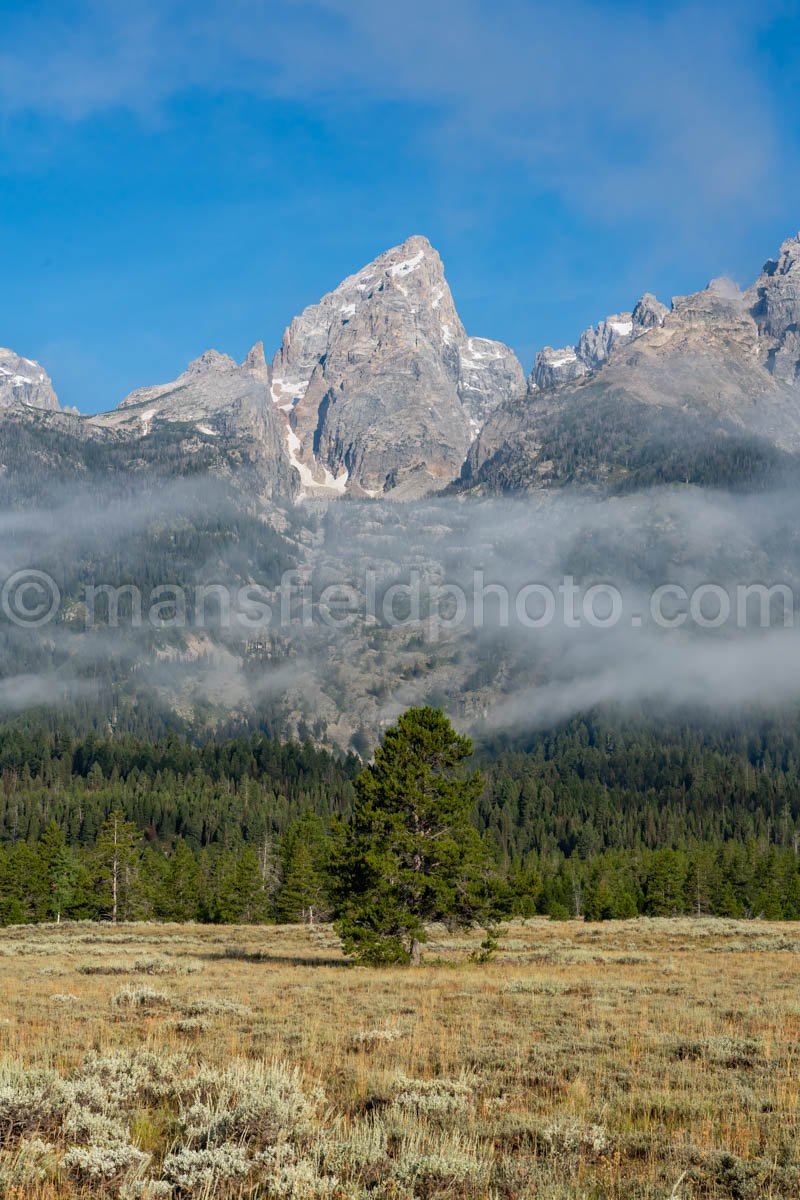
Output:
[332, 707, 488, 964]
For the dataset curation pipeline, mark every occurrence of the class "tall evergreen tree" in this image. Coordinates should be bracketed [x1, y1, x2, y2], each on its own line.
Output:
[158, 838, 200, 921]
[233, 847, 270, 923]
[332, 708, 487, 965]
[93, 811, 141, 922]
[275, 813, 329, 923]
[39, 822, 82, 923]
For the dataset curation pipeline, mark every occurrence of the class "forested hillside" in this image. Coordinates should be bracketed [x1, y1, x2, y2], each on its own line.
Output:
[2, 710, 800, 926]
[459, 393, 800, 495]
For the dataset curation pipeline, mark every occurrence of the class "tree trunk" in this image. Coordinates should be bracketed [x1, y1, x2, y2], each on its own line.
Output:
[111, 812, 119, 925]
[410, 938, 422, 967]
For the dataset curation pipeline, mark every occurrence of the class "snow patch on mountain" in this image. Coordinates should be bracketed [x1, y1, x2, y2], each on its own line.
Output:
[0, 349, 59, 411]
[531, 297, 669, 391]
[284, 423, 349, 495]
[388, 249, 425, 278]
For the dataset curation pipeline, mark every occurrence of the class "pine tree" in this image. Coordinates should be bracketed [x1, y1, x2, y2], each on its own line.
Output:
[275, 813, 328, 923]
[8, 842, 48, 922]
[93, 810, 141, 922]
[684, 851, 716, 916]
[211, 847, 269, 924]
[158, 839, 200, 921]
[232, 847, 269, 923]
[332, 707, 487, 965]
[589, 877, 617, 921]
[39, 822, 80, 923]
[643, 849, 686, 916]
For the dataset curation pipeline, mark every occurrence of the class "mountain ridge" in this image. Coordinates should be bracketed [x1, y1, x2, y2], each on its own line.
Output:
[462, 233, 800, 495]
[4, 230, 800, 501]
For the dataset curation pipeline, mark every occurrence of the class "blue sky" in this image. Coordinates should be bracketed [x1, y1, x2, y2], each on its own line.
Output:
[1, 0, 800, 413]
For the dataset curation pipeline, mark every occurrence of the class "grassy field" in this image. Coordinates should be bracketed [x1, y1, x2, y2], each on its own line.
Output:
[0, 918, 798, 1198]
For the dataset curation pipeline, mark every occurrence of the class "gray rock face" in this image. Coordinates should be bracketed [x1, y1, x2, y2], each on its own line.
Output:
[670, 277, 760, 355]
[242, 340, 270, 382]
[746, 234, 800, 382]
[531, 296, 669, 392]
[456, 336, 526, 429]
[271, 235, 524, 497]
[466, 238, 800, 493]
[106, 344, 270, 422]
[19, 230, 800, 509]
[532, 345, 588, 390]
[91, 344, 294, 498]
[577, 312, 635, 367]
[632, 293, 670, 331]
[0, 349, 59, 411]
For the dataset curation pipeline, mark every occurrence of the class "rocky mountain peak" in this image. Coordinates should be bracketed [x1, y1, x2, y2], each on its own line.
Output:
[746, 234, 800, 382]
[632, 293, 670, 330]
[532, 345, 587, 391]
[270, 235, 523, 497]
[185, 349, 239, 375]
[91, 347, 293, 498]
[665, 278, 759, 362]
[467, 229, 800, 497]
[0, 349, 59, 411]
[672, 277, 746, 320]
[242, 341, 270, 381]
[531, 293, 669, 392]
[11, 225, 800, 515]
[271, 235, 459, 408]
[763, 233, 800, 278]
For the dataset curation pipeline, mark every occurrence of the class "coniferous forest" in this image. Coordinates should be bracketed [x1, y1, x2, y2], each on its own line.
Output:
[3, 703, 800, 927]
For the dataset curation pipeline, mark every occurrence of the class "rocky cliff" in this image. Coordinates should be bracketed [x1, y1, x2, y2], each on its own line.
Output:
[531, 294, 669, 391]
[8, 231, 800, 505]
[0, 349, 59, 411]
[90, 342, 294, 498]
[464, 235, 800, 494]
[271, 235, 524, 497]
[746, 235, 800, 382]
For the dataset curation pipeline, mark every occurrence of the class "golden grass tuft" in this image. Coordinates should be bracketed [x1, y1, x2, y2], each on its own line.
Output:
[0, 917, 798, 1197]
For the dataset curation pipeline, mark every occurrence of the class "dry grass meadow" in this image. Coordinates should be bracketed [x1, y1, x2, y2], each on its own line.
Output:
[0, 918, 799, 1198]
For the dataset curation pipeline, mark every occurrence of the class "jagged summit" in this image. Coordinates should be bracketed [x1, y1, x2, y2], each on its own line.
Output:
[465, 229, 800, 494]
[89, 345, 292, 498]
[746, 233, 800, 383]
[762, 232, 800, 274]
[525, 234, 800, 403]
[8, 227, 800, 505]
[242, 340, 269, 380]
[184, 349, 239, 375]
[0, 349, 59, 411]
[531, 294, 669, 392]
[113, 345, 270, 412]
[270, 234, 524, 497]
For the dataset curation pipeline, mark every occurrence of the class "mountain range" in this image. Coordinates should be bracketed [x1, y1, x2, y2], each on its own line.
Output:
[5, 230, 800, 501]
[5, 231, 800, 748]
